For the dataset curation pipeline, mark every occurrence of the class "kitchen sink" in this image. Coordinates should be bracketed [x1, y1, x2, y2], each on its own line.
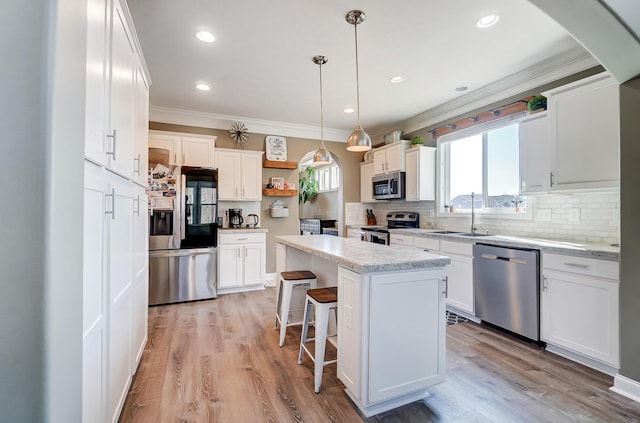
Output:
[429, 230, 463, 234]
[453, 232, 491, 237]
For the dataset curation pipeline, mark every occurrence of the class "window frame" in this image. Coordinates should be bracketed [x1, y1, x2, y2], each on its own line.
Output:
[315, 163, 340, 193]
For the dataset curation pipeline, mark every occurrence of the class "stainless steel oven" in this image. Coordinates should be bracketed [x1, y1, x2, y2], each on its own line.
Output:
[372, 171, 405, 200]
[360, 211, 419, 245]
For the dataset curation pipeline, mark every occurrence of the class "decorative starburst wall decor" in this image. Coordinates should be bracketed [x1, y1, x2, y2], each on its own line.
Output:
[229, 121, 249, 149]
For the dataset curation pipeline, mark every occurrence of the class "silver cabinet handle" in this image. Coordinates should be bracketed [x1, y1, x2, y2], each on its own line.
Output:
[106, 129, 117, 158]
[133, 154, 141, 175]
[442, 277, 448, 298]
[183, 152, 186, 163]
[133, 195, 141, 216]
[105, 188, 115, 220]
[542, 276, 548, 291]
[237, 237, 249, 241]
[174, 153, 177, 164]
[550, 172, 554, 187]
[564, 262, 590, 269]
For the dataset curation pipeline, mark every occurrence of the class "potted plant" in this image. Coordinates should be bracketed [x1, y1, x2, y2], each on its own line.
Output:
[298, 167, 318, 204]
[527, 95, 547, 113]
[411, 135, 425, 147]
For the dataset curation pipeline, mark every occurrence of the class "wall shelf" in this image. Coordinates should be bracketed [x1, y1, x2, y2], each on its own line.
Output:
[263, 188, 298, 197]
[263, 159, 298, 169]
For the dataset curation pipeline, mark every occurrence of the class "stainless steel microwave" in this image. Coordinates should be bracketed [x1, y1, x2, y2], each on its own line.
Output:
[372, 171, 405, 200]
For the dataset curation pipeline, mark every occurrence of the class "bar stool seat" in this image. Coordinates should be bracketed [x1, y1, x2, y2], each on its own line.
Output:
[298, 287, 338, 393]
[275, 271, 317, 347]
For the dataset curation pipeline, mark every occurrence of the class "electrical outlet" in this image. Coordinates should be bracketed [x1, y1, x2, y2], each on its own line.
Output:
[569, 208, 581, 224]
[537, 208, 551, 222]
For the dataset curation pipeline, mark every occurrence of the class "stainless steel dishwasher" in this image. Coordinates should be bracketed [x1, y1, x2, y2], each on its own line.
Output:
[473, 244, 540, 341]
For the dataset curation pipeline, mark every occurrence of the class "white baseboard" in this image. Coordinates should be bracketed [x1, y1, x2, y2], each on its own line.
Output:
[611, 374, 640, 403]
[265, 272, 277, 287]
[544, 343, 618, 376]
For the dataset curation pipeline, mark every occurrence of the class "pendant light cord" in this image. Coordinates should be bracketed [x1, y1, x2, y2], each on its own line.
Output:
[354, 21, 361, 127]
[319, 60, 325, 148]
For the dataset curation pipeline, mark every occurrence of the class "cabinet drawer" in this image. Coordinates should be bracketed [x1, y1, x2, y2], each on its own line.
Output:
[390, 233, 414, 247]
[543, 253, 619, 280]
[440, 240, 472, 256]
[219, 232, 265, 245]
[414, 236, 439, 252]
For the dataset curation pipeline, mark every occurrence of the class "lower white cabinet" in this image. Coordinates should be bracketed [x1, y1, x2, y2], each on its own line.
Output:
[131, 184, 148, 370]
[347, 228, 362, 240]
[389, 233, 414, 247]
[440, 240, 474, 314]
[218, 232, 266, 290]
[541, 253, 619, 369]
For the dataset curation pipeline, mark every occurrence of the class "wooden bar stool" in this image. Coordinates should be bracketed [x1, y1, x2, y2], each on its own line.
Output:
[298, 287, 338, 393]
[274, 270, 317, 347]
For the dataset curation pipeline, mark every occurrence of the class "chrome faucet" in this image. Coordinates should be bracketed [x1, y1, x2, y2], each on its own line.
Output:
[470, 192, 477, 235]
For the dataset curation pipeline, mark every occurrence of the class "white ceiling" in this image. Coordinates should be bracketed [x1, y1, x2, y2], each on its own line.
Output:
[127, 0, 597, 141]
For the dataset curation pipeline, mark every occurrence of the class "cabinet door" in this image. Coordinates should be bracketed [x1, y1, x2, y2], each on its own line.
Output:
[218, 245, 243, 288]
[148, 133, 181, 165]
[182, 137, 214, 167]
[405, 149, 419, 201]
[85, 0, 109, 167]
[444, 253, 474, 314]
[360, 162, 374, 202]
[108, 1, 136, 178]
[519, 112, 550, 193]
[542, 269, 619, 367]
[240, 153, 262, 200]
[337, 268, 362, 398]
[548, 74, 619, 191]
[133, 64, 149, 185]
[215, 150, 241, 200]
[131, 185, 148, 370]
[244, 243, 265, 285]
[389, 233, 414, 247]
[373, 149, 386, 175]
[385, 143, 405, 173]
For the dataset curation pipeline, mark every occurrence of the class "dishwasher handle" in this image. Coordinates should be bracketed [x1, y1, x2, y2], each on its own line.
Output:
[480, 253, 528, 265]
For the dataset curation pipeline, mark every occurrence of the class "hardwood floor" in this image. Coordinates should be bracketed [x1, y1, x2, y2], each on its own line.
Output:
[119, 288, 640, 422]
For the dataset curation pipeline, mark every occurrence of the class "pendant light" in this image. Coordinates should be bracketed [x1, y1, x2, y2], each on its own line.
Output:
[345, 10, 372, 152]
[312, 55, 332, 165]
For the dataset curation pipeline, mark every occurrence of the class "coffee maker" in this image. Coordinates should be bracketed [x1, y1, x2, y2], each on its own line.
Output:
[229, 208, 243, 228]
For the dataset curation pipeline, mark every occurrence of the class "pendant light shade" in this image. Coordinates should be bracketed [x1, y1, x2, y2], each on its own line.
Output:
[345, 10, 372, 152]
[312, 55, 332, 165]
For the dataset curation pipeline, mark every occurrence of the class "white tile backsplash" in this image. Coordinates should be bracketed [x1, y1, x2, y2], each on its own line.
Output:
[366, 191, 619, 244]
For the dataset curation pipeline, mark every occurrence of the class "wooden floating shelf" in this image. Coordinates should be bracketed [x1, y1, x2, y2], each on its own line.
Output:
[263, 159, 298, 169]
[262, 188, 298, 197]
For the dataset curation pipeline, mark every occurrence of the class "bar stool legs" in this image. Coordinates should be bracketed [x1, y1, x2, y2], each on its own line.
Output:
[274, 271, 317, 347]
[298, 287, 338, 393]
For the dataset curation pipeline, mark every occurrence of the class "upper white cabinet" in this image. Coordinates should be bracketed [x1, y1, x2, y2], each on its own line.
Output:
[519, 112, 550, 194]
[544, 72, 619, 191]
[372, 141, 410, 175]
[360, 162, 374, 203]
[405, 146, 436, 201]
[541, 253, 619, 370]
[215, 148, 263, 201]
[133, 63, 149, 186]
[148, 130, 216, 167]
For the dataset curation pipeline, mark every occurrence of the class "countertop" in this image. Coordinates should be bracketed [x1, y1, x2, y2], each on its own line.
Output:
[219, 227, 269, 233]
[276, 235, 450, 273]
[388, 228, 620, 261]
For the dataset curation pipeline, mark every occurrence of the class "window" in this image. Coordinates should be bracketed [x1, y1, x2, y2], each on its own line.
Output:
[316, 164, 340, 192]
[438, 121, 527, 215]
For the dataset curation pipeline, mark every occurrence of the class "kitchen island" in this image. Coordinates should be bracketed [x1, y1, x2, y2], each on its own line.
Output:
[276, 235, 450, 417]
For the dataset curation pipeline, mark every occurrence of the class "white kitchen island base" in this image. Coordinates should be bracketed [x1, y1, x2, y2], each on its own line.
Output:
[276, 235, 449, 417]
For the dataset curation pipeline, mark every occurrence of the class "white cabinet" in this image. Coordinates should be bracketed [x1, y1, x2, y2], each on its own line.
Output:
[215, 148, 263, 201]
[131, 184, 148, 369]
[372, 141, 410, 175]
[218, 232, 266, 291]
[133, 63, 149, 186]
[337, 266, 446, 415]
[541, 253, 619, 369]
[519, 112, 550, 194]
[347, 228, 362, 240]
[405, 146, 436, 201]
[389, 233, 414, 247]
[148, 130, 216, 167]
[440, 240, 474, 314]
[544, 72, 619, 191]
[359, 162, 375, 203]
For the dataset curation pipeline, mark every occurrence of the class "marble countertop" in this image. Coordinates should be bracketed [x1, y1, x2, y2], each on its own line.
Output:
[276, 235, 450, 274]
[389, 228, 620, 261]
[219, 227, 268, 233]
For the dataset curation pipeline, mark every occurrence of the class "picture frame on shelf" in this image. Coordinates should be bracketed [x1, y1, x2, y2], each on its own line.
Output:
[270, 177, 285, 189]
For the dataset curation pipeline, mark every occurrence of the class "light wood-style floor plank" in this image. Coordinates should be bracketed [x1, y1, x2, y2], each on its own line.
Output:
[119, 288, 640, 422]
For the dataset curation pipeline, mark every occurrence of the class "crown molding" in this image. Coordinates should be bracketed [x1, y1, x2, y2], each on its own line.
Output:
[149, 106, 351, 143]
[398, 47, 599, 134]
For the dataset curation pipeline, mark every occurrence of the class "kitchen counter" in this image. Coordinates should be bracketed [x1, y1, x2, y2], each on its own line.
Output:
[219, 227, 268, 233]
[276, 235, 450, 273]
[388, 228, 619, 260]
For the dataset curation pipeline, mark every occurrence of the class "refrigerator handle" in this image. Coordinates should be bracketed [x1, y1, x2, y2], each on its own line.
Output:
[180, 175, 186, 240]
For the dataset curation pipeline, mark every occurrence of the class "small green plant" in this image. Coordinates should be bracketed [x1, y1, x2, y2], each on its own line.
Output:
[299, 167, 318, 204]
[527, 95, 547, 112]
[411, 135, 424, 146]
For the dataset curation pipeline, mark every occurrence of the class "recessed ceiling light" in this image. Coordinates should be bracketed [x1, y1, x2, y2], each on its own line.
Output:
[196, 83, 211, 91]
[476, 14, 499, 28]
[196, 30, 215, 43]
[455, 86, 468, 92]
[344, 108, 355, 114]
[389, 76, 405, 84]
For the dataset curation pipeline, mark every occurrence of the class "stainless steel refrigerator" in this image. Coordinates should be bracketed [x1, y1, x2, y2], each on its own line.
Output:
[149, 166, 219, 305]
